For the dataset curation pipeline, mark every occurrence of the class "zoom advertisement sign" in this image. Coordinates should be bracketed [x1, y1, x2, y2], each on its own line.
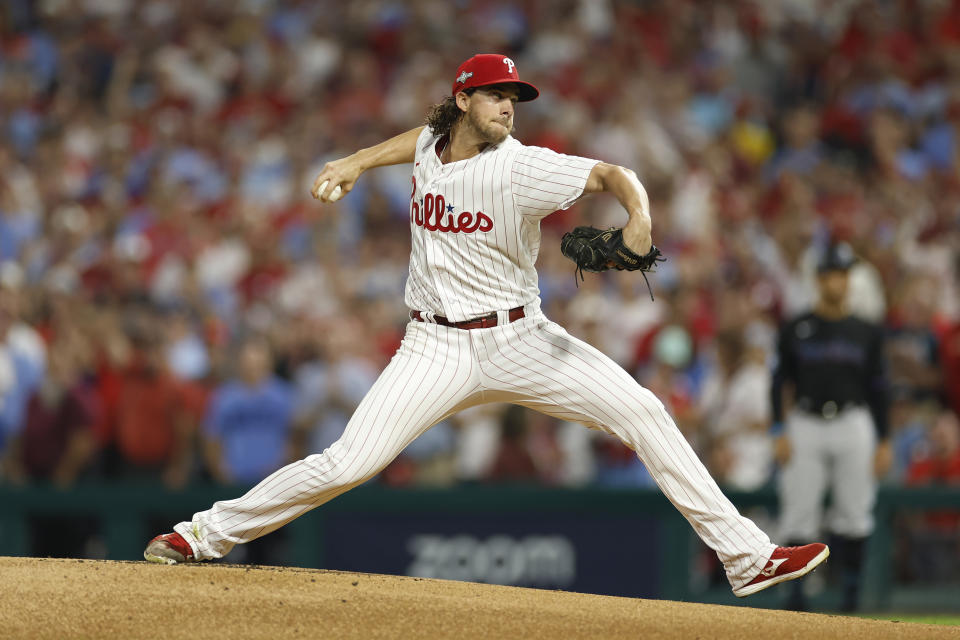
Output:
[322, 513, 661, 598]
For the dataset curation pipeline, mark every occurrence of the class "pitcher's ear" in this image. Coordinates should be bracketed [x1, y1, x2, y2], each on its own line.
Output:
[455, 90, 471, 113]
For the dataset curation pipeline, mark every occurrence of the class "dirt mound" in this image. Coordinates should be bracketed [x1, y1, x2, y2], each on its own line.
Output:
[0, 557, 954, 639]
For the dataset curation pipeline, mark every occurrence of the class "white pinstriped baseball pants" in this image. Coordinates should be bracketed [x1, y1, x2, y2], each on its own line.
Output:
[174, 306, 776, 589]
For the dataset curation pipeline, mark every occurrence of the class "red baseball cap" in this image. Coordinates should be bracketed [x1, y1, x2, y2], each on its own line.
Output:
[452, 54, 539, 102]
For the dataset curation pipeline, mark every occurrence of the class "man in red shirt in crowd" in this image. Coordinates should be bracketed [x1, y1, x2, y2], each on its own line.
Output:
[903, 408, 960, 583]
[110, 331, 199, 487]
[907, 409, 960, 487]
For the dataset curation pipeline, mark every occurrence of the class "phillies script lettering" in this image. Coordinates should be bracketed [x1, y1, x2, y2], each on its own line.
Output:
[410, 177, 493, 233]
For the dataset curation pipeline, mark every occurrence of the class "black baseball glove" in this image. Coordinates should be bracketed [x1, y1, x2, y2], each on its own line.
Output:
[560, 226, 665, 299]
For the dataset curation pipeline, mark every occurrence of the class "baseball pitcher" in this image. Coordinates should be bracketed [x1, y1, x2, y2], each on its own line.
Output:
[145, 54, 828, 598]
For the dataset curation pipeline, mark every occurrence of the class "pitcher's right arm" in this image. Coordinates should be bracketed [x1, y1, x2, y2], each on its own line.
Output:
[311, 126, 425, 202]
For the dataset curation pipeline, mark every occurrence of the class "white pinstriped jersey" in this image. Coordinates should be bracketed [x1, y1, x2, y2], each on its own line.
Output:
[404, 126, 600, 322]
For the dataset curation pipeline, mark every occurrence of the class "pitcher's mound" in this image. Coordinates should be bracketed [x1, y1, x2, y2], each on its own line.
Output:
[0, 557, 952, 639]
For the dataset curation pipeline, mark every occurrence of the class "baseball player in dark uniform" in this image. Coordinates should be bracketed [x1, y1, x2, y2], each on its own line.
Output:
[771, 242, 891, 611]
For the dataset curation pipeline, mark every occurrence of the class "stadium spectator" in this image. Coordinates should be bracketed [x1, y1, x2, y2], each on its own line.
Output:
[886, 274, 942, 404]
[202, 337, 294, 485]
[0, 293, 44, 470]
[906, 409, 960, 490]
[290, 323, 378, 459]
[901, 408, 960, 583]
[699, 328, 774, 491]
[486, 405, 541, 484]
[108, 320, 198, 488]
[3, 341, 100, 559]
[940, 255, 960, 419]
[5, 345, 98, 486]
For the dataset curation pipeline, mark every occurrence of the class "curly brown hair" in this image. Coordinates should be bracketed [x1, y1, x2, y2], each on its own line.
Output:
[424, 90, 473, 138]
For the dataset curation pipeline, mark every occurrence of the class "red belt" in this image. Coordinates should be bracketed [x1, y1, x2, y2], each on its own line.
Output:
[411, 306, 525, 330]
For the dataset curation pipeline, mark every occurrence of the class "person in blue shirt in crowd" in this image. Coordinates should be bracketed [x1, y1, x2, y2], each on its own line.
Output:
[202, 337, 294, 486]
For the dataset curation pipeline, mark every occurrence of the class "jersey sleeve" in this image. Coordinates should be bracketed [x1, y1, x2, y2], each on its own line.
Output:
[770, 319, 797, 424]
[510, 145, 600, 218]
[415, 126, 441, 164]
[864, 323, 890, 439]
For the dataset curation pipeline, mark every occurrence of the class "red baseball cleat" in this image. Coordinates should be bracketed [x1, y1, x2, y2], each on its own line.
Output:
[143, 532, 198, 565]
[733, 543, 830, 597]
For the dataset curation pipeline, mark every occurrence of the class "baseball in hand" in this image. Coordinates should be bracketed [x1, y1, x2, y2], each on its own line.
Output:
[316, 180, 343, 202]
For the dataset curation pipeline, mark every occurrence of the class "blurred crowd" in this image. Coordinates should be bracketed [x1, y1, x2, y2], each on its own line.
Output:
[1, 0, 959, 502]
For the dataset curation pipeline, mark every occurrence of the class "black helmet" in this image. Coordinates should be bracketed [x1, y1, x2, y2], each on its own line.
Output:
[816, 242, 857, 273]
